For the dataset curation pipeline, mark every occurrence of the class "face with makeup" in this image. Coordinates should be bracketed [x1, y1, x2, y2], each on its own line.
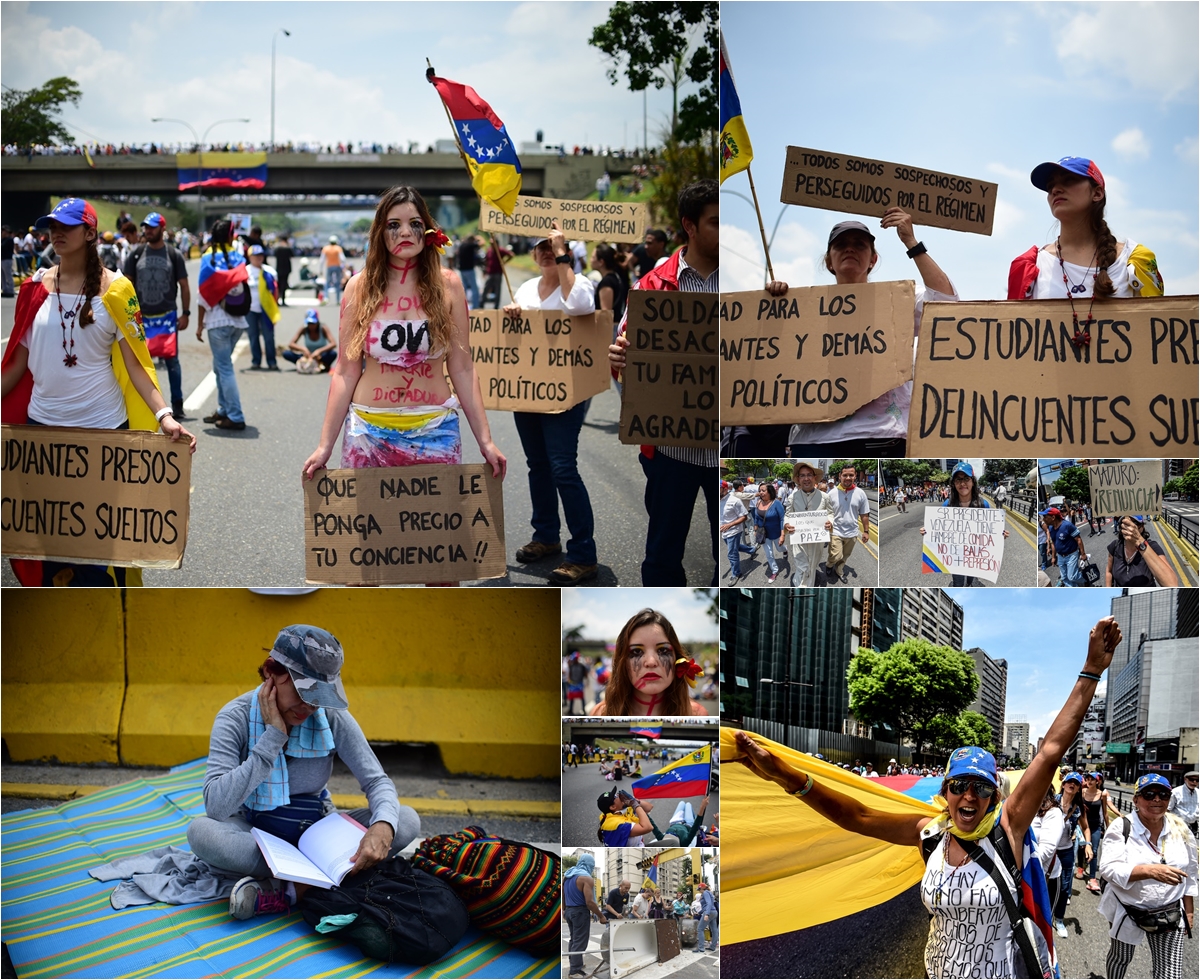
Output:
[383, 202, 427, 260]
[625, 623, 676, 700]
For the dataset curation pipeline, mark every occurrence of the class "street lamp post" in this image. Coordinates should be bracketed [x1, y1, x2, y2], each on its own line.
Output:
[152, 117, 250, 235]
[271, 28, 291, 150]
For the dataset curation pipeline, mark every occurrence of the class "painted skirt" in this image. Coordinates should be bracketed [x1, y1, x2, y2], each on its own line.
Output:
[341, 400, 462, 468]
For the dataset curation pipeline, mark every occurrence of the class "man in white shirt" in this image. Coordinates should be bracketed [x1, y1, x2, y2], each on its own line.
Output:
[1168, 771, 1199, 837]
[720, 480, 756, 581]
[827, 464, 870, 583]
[895, 487, 907, 513]
[783, 462, 833, 587]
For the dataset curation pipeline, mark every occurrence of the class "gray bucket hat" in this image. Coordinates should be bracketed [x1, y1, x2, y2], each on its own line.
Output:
[270, 624, 348, 710]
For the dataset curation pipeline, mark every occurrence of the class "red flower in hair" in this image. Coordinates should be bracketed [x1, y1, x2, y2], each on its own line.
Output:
[675, 656, 703, 683]
[425, 227, 451, 254]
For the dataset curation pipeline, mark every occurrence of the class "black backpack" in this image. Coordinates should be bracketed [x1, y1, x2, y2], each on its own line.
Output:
[297, 856, 469, 964]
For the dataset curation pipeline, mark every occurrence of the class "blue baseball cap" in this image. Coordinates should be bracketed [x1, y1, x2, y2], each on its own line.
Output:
[945, 746, 998, 785]
[1087, 771, 1103, 780]
[1030, 156, 1105, 191]
[950, 462, 975, 481]
[269, 624, 348, 709]
[34, 198, 98, 230]
[304, 310, 320, 324]
[141, 212, 166, 228]
[1135, 773, 1171, 794]
[1062, 772, 1083, 786]
[248, 244, 265, 256]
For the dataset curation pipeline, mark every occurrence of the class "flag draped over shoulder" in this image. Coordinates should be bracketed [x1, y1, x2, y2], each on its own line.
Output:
[719, 32, 753, 183]
[176, 152, 268, 191]
[630, 723, 662, 739]
[632, 745, 711, 799]
[198, 246, 249, 308]
[428, 74, 522, 215]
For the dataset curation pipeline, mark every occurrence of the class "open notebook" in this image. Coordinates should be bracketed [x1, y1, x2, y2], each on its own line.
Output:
[251, 811, 366, 888]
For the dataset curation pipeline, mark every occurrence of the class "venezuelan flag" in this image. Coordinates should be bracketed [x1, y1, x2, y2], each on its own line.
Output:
[428, 73, 522, 214]
[198, 245, 249, 308]
[632, 745, 711, 799]
[921, 543, 951, 574]
[630, 723, 662, 739]
[177, 152, 268, 191]
[719, 32, 753, 184]
[642, 854, 659, 892]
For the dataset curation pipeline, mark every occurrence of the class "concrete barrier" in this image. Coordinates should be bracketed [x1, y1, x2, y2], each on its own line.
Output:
[1, 592, 125, 764]
[121, 590, 559, 777]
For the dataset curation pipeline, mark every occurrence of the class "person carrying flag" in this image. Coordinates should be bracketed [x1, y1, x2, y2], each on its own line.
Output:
[244, 244, 281, 371]
[196, 218, 251, 431]
[735, 615, 1124, 979]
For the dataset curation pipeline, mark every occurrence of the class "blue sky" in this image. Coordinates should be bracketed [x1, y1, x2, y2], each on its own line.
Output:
[720, 2, 1199, 299]
[1, 2, 694, 151]
[561, 588, 718, 646]
[950, 587, 1145, 743]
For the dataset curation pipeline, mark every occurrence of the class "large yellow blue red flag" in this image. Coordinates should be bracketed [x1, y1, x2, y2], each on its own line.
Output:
[719, 32, 753, 184]
[632, 745, 711, 799]
[428, 72, 522, 215]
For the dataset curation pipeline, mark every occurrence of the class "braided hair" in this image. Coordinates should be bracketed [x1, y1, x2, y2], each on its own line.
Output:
[1088, 193, 1118, 297]
[78, 229, 103, 327]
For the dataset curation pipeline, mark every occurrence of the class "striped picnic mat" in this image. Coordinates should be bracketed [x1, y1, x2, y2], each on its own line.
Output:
[1, 759, 557, 978]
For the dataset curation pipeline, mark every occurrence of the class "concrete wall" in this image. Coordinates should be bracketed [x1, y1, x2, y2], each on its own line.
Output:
[3, 589, 560, 778]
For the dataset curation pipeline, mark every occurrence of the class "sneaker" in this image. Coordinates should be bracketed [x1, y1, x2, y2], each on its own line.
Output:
[515, 540, 561, 563]
[767, 573, 777, 583]
[247, 364, 264, 371]
[1087, 879, 1101, 893]
[203, 411, 227, 424]
[229, 876, 290, 920]
[1055, 920, 1067, 938]
[549, 562, 598, 585]
[213, 417, 247, 431]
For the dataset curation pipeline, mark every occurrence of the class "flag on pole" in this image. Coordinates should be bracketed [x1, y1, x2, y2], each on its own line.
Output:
[719, 32, 753, 183]
[428, 73, 522, 214]
[632, 745, 711, 799]
[630, 723, 662, 739]
[642, 854, 659, 892]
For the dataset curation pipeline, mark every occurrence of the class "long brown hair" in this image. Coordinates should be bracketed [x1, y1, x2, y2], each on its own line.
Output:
[78, 229, 103, 327]
[344, 186, 454, 361]
[602, 609, 694, 716]
[1087, 190, 1118, 297]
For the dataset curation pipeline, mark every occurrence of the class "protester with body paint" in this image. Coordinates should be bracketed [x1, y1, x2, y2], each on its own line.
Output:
[735, 616, 1123, 979]
[588, 608, 708, 716]
[302, 186, 505, 585]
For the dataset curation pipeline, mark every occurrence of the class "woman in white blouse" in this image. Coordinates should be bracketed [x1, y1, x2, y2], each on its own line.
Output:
[1098, 773, 1197, 979]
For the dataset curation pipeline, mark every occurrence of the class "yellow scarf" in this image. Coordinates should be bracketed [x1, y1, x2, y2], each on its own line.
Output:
[924, 798, 1002, 842]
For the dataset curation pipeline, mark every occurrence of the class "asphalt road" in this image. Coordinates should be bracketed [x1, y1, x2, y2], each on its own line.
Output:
[878, 494, 1038, 587]
[721, 876, 1198, 979]
[1040, 514, 1197, 587]
[1, 260, 712, 587]
[562, 914, 719, 979]
[725, 488, 879, 589]
[561, 758, 717, 849]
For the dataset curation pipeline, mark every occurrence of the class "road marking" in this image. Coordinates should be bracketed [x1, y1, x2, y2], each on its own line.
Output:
[183, 337, 250, 413]
[1155, 522, 1193, 585]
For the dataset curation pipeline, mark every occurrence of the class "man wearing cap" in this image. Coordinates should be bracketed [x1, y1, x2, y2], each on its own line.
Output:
[782, 461, 833, 587]
[244, 244, 281, 371]
[124, 213, 192, 418]
[187, 625, 420, 920]
[320, 235, 345, 306]
[695, 881, 718, 953]
[1042, 507, 1088, 587]
[1168, 772, 1199, 838]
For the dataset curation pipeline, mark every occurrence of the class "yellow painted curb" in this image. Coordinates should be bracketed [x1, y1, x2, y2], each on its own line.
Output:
[1157, 516, 1199, 570]
[0, 783, 560, 819]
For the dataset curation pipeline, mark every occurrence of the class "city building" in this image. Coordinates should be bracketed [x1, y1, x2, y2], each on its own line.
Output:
[1070, 695, 1107, 771]
[602, 847, 687, 902]
[965, 647, 1008, 750]
[1109, 589, 1190, 677]
[863, 588, 964, 653]
[1002, 721, 1031, 765]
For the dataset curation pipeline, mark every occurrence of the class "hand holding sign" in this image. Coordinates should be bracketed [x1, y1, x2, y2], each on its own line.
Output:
[920, 505, 1007, 583]
[787, 513, 831, 550]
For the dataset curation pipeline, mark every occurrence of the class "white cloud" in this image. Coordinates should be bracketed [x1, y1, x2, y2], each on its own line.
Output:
[720, 222, 773, 291]
[1111, 127, 1150, 160]
[1175, 137, 1199, 164]
[720, 220, 819, 292]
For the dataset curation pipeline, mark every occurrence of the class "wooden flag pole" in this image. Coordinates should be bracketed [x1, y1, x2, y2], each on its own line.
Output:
[744, 164, 776, 283]
[426, 58, 516, 303]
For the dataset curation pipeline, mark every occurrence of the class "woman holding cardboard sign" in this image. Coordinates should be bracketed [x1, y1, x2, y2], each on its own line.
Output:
[919, 461, 1009, 587]
[763, 208, 958, 459]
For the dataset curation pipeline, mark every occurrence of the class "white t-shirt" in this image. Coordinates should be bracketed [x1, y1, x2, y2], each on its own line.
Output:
[631, 893, 651, 918]
[1028, 240, 1151, 300]
[721, 493, 749, 540]
[829, 485, 869, 538]
[511, 272, 596, 315]
[22, 285, 127, 428]
[921, 833, 1017, 979]
[246, 263, 264, 313]
[1031, 807, 1064, 880]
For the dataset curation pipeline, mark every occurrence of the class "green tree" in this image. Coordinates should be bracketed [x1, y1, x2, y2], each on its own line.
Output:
[983, 459, 1035, 484]
[1, 76, 82, 146]
[830, 459, 876, 483]
[697, 588, 719, 623]
[847, 639, 980, 755]
[773, 461, 794, 480]
[1051, 466, 1091, 502]
[955, 711, 996, 753]
[562, 624, 585, 656]
[880, 459, 935, 486]
[349, 217, 372, 234]
[1180, 460, 1198, 499]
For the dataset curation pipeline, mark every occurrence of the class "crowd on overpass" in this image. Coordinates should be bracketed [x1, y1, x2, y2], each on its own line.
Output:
[4, 140, 652, 159]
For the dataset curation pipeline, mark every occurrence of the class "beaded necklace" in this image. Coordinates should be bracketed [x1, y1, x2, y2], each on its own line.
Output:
[1056, 238, 1099, 350]
[54, 275, 87, 367]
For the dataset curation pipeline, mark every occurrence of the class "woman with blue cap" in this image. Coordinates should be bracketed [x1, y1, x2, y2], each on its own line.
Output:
[1098, 772, 1197, 979]
[736, 615, 1123, 979]
[920, 461, 1011, 587]
[283, 309, 338, 374]
[186, 625, 421, 920]
[1106, 515, 1178, 587]
[1049, 771, 1092, 937]
[563, 853, 607, 979]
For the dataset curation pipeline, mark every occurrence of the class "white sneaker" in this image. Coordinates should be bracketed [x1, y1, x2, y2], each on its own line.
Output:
[1055, 920, 1068, 938]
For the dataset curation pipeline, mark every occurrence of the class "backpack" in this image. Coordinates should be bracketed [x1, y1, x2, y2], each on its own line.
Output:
[99, 243, 120, 272]
[213, 246, 252, 316]
[412, 827, 560, 957]
[296, 855, 469, 964]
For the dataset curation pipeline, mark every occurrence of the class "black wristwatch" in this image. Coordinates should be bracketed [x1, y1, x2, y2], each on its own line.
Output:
[554, 252, 573, 265]
[1136, 542, 1147, 552]
[906, 242, 927, 259]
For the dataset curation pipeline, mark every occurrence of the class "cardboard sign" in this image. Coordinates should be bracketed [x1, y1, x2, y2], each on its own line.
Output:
[1087, 460, 1162, 518]
[788, 512, 831, 548]
[907, 296, 1199, 456]
[921, 505, 1006, 583]
[780, 146, 996, 236]
[619, 291, 718, 449]
[1, 424, 191, 568]
[720, 282, 915, 425]
[478, 196, 647, 242]
[303, 464, 505, 585]
[469, 309, 613, 413]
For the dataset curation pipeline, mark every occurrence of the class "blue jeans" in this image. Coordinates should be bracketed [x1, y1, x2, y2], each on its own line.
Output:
[1038, 542, 1048, 570]
[1057, 549, 1083, 587]
[725, 533, 755, 578]
[325, 267, 342, 305]
[565, 905, 590, 973]
[459, 267, 480, 308]
[699, 910, 718, 950]
[638, 449, 718, 586]
[1088, 825, 1103, 879]
[762, 536, 784, 576]
[951, 574, 977, 587]
[206, 324, 244, 423]
[1054, 846, 1074, 919]
[244, 310, 277, 368]
[513, 402, 596, 566]
[163, 354, 183, 405]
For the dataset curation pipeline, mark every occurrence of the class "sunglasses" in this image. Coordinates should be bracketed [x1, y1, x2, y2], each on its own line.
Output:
[1138, 789, 1171, 802]
[947, 778, 997, 799]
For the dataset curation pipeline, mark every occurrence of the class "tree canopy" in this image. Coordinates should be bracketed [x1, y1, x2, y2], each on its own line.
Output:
[1051, 466, 1091, 503]
[982, 459, 1034, 484]
[848, 639, 980, 755]
[1, 77, 82, 146]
